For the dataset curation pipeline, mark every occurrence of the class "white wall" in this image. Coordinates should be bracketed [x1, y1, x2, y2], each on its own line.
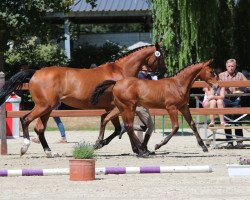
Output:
[75, 32, 152, 47]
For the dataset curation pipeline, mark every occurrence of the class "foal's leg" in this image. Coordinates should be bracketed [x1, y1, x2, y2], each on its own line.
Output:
[155, 107, 179, 150]
[179, 105, 208, 152]
[101, 116, 121, 146]
[34, 112, 53, 157]
[94, 107, 120, 149]
[120, 109, 148, 156]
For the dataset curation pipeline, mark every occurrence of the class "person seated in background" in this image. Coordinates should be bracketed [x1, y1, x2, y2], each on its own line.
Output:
[219, 58, 248, 148]
[202, 85, 230, 127]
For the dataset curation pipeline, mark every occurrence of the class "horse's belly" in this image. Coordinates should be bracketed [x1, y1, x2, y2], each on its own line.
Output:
[62, 94, 113, 109]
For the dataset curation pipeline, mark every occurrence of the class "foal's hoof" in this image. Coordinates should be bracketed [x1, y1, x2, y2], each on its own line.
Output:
[132, 147, 139, 155]
[146, 150, 156, 155]
[137, 151, 150, 158]
[202, 146, 209, 152]
[155, 144, 161, 150]
[93, 141, 104, 150]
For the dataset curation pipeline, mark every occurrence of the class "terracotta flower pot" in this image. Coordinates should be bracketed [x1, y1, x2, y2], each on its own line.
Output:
[69, 159, 95, 181]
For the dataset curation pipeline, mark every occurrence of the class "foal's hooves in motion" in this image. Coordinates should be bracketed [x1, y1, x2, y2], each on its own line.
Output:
[146, 150, 155, 155]
[93, 140, 105, 150]
[154, 143, 161, 151]
[202, 146, 208, 152]
[137, 150, 153, 158]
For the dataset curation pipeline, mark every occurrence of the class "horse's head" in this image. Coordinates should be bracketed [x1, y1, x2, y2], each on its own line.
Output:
[198, 59, 218, 88]
[145, 42, 166, 78]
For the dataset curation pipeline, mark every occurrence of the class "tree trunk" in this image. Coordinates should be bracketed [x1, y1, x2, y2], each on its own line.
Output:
[0, 30, 6, 72]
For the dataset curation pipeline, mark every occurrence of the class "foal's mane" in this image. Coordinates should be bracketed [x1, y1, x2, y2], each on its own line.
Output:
[113, 45, 154, 62]
[165, 61, 203, 78]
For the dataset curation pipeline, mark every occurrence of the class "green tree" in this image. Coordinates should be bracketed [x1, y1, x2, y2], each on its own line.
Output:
[152, 0, 249, 75]
[0, 0, 97, 72]
[4, 37, 69, 78]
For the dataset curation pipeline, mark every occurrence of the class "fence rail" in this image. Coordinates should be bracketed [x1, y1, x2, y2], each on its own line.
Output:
[1, 80, 250, 155]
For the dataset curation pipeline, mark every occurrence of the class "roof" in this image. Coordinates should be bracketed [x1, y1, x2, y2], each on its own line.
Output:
[46, 0, 152, 23]
[71, 0, 150, 12]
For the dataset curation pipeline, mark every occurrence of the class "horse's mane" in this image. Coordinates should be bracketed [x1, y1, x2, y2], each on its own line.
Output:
[165, 61, 202, 78]
[112, 45, 154, 62]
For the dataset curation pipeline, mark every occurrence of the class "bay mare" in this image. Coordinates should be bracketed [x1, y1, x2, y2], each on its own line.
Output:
[91, 60, 218, 156]
[0, 43, 165, 157]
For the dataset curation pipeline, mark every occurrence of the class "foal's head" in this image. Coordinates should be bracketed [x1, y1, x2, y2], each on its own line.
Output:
[145, 42, 166, 78]
[198, 60, 218, 87]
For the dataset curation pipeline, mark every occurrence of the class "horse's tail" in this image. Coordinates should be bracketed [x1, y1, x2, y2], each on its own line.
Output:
[0, 69, 36, 105]
[90, 80, 117, 105]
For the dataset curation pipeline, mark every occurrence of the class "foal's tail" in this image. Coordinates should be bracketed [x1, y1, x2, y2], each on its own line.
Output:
[0, 69, 36, 105]
[90, 80, 117, 105]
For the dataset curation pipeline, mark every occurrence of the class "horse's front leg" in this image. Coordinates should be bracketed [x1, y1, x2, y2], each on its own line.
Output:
[179, 105, 208, 152]
[94, 112, 108, 149]
[155, 107, 179, 150]
[94, 107, 121, 149]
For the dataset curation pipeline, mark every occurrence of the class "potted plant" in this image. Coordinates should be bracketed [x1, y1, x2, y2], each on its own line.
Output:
[69, 141, 96, 181]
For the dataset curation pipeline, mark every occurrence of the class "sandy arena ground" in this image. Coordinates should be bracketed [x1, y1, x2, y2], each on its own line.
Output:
[1, 129, 250, 200]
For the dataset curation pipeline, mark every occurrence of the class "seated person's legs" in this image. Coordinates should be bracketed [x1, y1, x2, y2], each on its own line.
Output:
[224, 97, 243, 147]
[203, 99, 216, 126]
[216, 99, 230, 126]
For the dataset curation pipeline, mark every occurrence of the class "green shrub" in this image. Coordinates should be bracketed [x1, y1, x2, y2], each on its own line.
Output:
[72, 142, 95, 159]
[4, 36, 69, 78]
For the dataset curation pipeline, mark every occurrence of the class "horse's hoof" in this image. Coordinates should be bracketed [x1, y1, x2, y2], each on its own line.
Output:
[20, 147, 28, 156]
[44, 149, 53, 158]
[53, 152, 60, 157]
[155, 144, 161, 150]
[20, 140, 30, 156]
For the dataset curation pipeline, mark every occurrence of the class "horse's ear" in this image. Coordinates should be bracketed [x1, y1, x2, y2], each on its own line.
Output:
[154, 42, 162, 50]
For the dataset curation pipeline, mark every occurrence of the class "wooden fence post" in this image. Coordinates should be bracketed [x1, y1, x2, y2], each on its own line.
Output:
[0, 72, 7, 155]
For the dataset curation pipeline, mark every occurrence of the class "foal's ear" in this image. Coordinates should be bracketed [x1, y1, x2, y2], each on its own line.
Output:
[204, 59, 214, 66]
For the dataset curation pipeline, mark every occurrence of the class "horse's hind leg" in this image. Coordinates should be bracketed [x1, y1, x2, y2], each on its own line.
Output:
[20, 112, 32, 156]
[179, 105, 208, 152]
[34, 112, 53, 157]
[20, 105, 51, 156]
[155, 108, 179, 150]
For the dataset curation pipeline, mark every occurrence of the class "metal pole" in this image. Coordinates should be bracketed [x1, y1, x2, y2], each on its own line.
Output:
[0, 72, 7, 155]
[64, 19, 71, 59]
[162, 115, 165, 136]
